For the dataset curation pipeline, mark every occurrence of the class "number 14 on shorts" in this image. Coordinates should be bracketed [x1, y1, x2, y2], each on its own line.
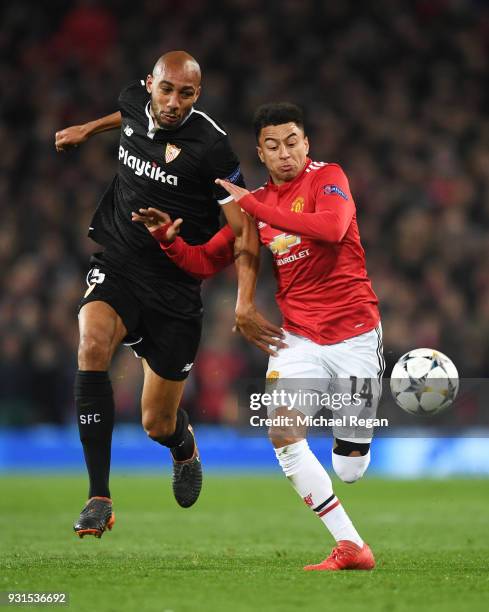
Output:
[349, 376, 374, 408]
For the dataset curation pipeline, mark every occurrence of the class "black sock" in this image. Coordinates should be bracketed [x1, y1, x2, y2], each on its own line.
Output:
[75, 370, 115, 498]
[170, 427, 195, 462]
[148, 408, 195, 461]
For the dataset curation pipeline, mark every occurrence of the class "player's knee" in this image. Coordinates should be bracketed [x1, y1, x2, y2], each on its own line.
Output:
[332, 439, 371, 483]
[78, 334, 112, 370]
[268, 429, 302, 449]
[143, 413, 176, 442]
[144, 409, 189, 447]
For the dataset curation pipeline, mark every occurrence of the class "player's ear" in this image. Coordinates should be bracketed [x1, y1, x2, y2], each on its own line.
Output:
[146, 74, 153, 94]
[304, 135, 310, 155]
[256, 145, 265, 164]
[193, 85, 201, 103]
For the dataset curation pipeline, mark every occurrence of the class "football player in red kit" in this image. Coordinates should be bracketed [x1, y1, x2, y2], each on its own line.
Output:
[132, 103, 384, 571]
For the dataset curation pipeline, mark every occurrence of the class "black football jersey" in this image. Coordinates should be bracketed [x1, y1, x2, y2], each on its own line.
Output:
[88, 80, 244, 279]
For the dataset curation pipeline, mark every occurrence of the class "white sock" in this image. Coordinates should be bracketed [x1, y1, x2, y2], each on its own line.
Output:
[274, 439, 363, 547]
[332, 451, 371, 483]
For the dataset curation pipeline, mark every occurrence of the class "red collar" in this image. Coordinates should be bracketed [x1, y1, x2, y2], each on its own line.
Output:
[267, 157, 312, 192]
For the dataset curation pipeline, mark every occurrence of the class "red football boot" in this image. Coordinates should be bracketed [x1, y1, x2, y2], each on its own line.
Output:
[304, 540, 375, 571]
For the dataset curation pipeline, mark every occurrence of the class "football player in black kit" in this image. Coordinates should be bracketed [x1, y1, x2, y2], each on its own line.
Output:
[56, 51, 283, 538]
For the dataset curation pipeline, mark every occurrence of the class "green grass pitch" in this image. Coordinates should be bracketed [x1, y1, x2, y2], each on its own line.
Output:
[1, 474, 488, 612]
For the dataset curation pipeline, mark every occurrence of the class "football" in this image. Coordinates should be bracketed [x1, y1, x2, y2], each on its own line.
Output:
[390, 348, 459, 416]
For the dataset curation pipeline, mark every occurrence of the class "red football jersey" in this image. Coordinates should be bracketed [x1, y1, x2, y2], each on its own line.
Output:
[240, 158, 380, 344]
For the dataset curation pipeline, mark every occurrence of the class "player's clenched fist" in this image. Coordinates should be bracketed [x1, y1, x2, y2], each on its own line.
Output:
[55, 125, 89, 152]
[131, 207, 183, 243]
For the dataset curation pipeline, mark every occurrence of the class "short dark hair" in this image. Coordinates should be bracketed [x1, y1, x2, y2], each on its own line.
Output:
[253, 102, 305, 140]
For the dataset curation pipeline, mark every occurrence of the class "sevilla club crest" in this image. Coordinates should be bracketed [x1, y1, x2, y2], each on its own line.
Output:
[165, 143, 181, 163]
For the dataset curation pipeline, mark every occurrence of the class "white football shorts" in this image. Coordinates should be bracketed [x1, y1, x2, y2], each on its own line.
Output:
[265, 324, 385, 440]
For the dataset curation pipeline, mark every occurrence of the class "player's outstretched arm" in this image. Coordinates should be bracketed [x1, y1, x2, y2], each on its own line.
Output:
[55, 111, 122, 152]
[132, 207, 234, 279]
[239, 196, 353, 243]
[216, 170, 354, 244]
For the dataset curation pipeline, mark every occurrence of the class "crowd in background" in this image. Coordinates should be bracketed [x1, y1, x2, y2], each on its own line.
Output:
[1, 0, 488, 425]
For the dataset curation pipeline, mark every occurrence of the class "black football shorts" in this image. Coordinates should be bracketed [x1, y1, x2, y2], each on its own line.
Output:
[78, 252, 202, 381]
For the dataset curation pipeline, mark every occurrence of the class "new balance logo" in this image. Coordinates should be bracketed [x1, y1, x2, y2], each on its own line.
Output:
[181, 362, 194, 373]
[124, 125, 134, 137]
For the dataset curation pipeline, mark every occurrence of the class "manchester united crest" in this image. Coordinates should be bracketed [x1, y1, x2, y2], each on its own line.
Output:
[291, 196, 304, 213]
[165, 143, 181, 163]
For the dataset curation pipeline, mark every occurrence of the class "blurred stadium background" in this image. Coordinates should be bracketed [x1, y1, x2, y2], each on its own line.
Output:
[1, 0, 489, 476]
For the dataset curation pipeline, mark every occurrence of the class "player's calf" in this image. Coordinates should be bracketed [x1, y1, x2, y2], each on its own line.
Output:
[332, 438, 371, 483]
[272, 438, 366, 551]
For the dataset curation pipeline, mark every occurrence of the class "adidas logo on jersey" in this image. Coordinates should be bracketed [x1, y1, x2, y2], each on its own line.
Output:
[118, 145, 178, 186]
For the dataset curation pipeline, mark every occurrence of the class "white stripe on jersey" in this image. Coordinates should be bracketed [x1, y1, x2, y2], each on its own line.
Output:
[191, 109, 227, 135]
[305, 160, 328, 173]
[145, 102, 157, 139]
